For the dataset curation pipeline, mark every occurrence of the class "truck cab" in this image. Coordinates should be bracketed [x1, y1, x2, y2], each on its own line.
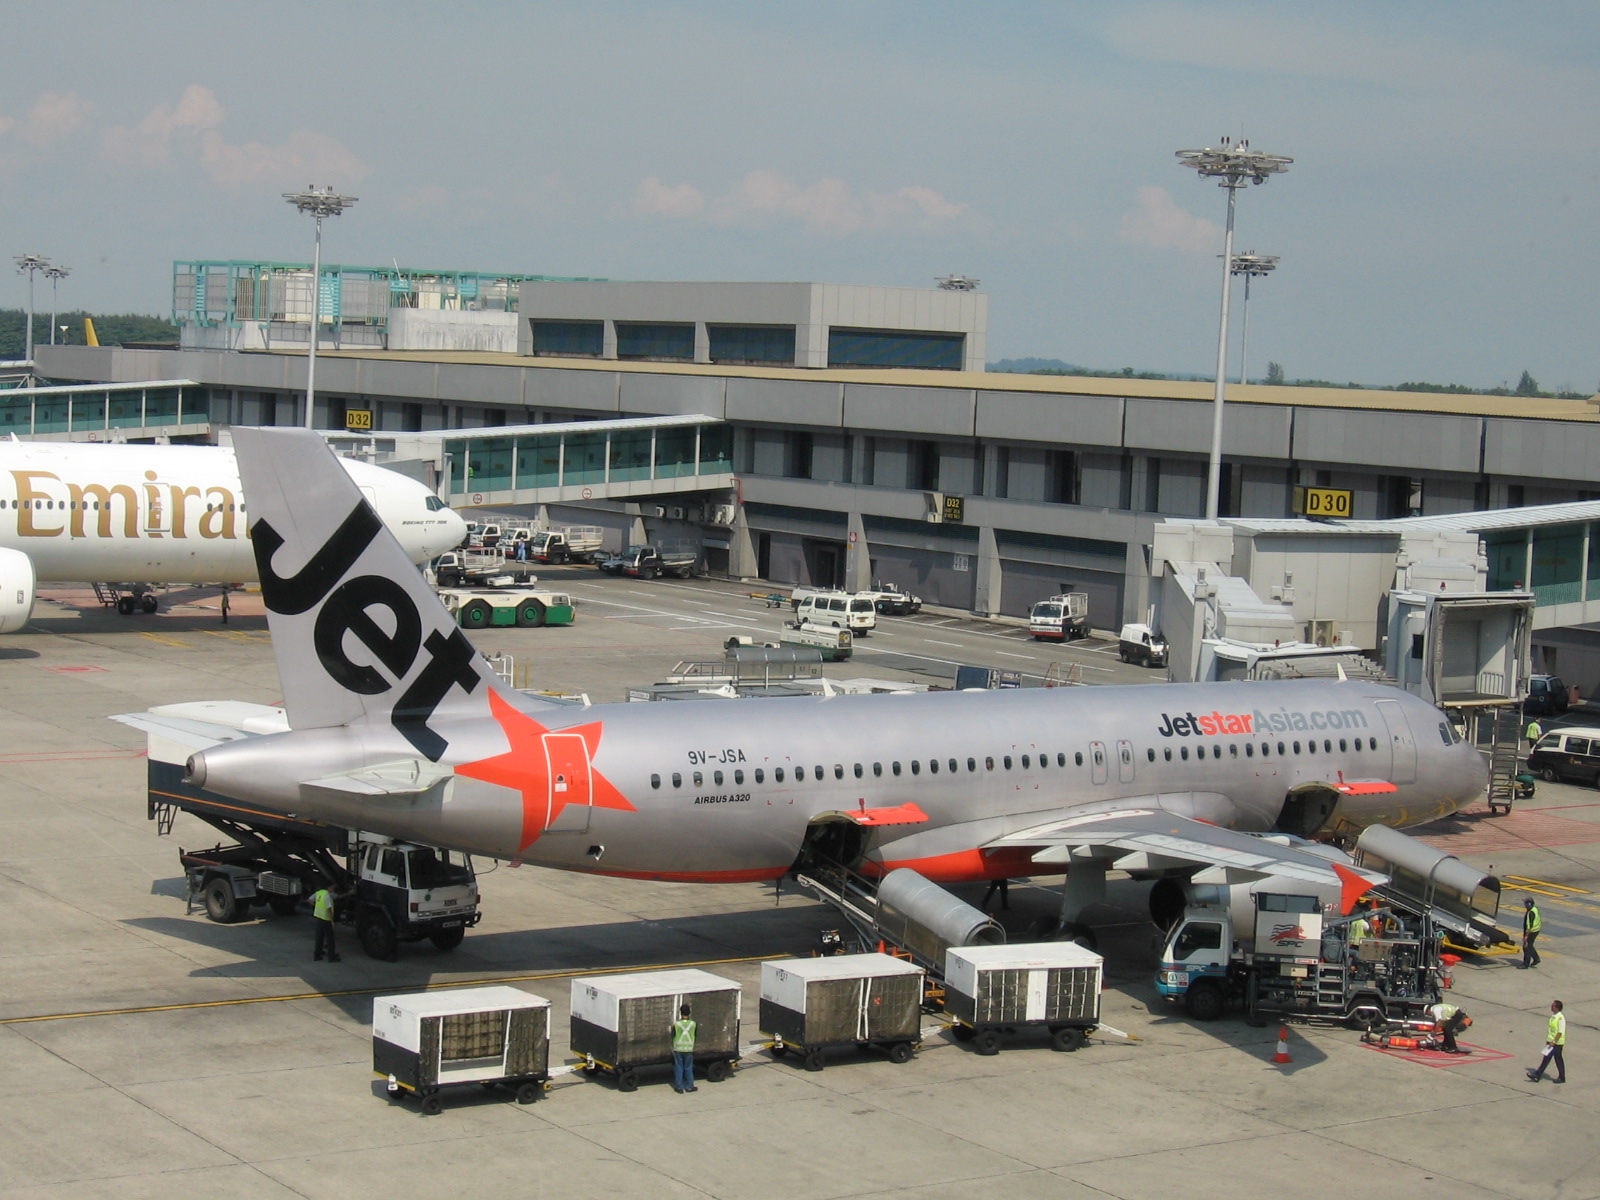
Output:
[1156, 908, 1235, 1019]
[1029, 594, 1089, 641]
[353, 838, 481, 960]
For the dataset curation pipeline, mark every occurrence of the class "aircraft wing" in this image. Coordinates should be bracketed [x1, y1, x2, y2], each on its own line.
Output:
[989, 806, 1386, 911]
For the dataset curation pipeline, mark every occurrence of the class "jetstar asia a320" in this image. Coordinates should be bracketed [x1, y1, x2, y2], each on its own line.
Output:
[117, 428, 1486, 920]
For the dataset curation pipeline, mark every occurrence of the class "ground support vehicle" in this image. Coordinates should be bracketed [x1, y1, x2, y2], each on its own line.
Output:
[432, 549, 539, 587]
[144, 733, 482, 960]
[794, 591, 878, 635]
[570, 969, 741, 1092]
[865, 583, 922, 616]
[611, 541, 699, 579]
[1116, 622, 1168, 666]
[374, 987, 551, 1115]
[760, 954, 923, 1070]
[943, 943, 1102, 1055]
[1523, 673, 1571, 717]
[1527, 726, 1600, 788]
[781, 620, 852, 661]
[1029, 593, 1089, 641]
[1156, 825, 1504, 1026]
[526, 526, 604, 564]
[439, 586, 574, 629]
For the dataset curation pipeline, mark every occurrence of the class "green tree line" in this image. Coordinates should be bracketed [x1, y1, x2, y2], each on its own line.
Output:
[0, 308, 177, 358]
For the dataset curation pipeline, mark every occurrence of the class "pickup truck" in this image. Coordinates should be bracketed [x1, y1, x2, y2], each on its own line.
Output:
[525, 526, 604, 564]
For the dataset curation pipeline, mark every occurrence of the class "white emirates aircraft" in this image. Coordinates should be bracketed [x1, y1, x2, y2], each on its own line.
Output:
[0, 435, 465, 631]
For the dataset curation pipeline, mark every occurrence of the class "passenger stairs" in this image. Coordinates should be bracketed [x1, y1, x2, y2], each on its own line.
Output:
[1481, 705, 1525, 815]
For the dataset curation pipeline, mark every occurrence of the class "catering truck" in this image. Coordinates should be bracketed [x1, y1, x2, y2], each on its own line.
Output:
[1028, 594, 1089, 641]
[1154, 825, 1503, 1025]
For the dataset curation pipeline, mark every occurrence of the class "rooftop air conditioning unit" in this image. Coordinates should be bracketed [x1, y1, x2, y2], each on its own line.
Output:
[1305, 619, 1337, 648]
[710, 504, 736, 525]
[645, 505, 665, 518]
[667, 506, 686, 521]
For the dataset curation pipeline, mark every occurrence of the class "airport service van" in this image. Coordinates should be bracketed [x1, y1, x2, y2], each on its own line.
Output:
[794, 591, 878, 635]
[1028, 594, 1089, 641]
[1527, 727, 1600, 786]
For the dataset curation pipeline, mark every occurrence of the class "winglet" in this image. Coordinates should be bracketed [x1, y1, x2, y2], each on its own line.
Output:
[1334, 862, 1372, 915]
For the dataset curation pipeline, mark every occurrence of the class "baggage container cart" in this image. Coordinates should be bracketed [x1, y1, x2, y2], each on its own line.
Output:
[760, 953, 923, 1071]
[570, 968, 741, 1091]
[373, 986, 551, 1114]
[944, 942, 1102, 1055]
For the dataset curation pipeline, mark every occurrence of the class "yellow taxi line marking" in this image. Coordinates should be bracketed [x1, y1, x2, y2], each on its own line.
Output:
[137, 632, 189, 648]
[0, 952, 780, 1026]
[1503, 876, 1591, 895]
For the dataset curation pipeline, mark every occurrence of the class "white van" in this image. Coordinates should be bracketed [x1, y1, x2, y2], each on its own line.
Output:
[795, 591, 878, 635]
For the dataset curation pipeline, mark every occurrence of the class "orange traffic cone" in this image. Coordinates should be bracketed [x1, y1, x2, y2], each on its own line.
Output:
[1272, 1026, 1292, 1064]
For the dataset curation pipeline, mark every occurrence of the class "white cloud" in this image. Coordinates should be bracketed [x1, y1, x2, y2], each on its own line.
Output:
[101, 84, 365, 189]
[102, 84, 223, 166]
[1117, 185, 1217, 253]
[22, 91, 93, 147]
[634, 176, 705, 218]
[641, 169, 970, 235]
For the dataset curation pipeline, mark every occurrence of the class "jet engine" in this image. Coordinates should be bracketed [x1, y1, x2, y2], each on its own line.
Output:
[0, 548, 37, 633]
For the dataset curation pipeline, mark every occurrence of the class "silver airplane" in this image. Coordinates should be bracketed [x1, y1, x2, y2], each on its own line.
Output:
[122, 428, 1487, 919]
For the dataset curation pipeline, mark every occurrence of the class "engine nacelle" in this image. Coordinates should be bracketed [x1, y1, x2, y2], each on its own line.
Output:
[0, 547, 36, 633]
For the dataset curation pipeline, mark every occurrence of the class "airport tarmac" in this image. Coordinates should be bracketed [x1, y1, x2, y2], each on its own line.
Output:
[3, 578, 1599, 1200]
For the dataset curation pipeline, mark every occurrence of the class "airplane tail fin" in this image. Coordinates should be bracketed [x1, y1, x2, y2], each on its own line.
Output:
[83, 316, 99, 347]
[232, 427, 548, 756]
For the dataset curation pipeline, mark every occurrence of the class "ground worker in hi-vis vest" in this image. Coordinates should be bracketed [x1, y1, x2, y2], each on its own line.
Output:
[310, 883, 341, 963]
[1527, 1000, 1567, 1084]
[671, 1003, 698, 1093]
[1523, 898, 1543, 969]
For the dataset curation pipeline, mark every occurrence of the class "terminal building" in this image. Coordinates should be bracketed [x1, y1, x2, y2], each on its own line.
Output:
[19, 265, 1600, 690]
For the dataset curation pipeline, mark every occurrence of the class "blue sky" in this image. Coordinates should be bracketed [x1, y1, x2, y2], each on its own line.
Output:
[2, 1, 1595, 390]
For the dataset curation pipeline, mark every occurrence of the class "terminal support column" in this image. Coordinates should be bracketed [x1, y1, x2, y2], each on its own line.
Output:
[726, 504, 758, 580]
[844, 512, 869, 593]
[972, 525, 1002, 617]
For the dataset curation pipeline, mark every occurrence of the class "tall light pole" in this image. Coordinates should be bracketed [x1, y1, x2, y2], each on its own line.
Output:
[14, 253, 50, 366]
[282, 185, 358, 429]
[1176, 139, 1291, 520]
[43, 264, 70, 345]
[1229, 252, 1278, 385]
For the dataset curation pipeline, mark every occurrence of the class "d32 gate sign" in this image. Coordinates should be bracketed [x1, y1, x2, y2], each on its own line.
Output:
[1294, 486, 1353, 520]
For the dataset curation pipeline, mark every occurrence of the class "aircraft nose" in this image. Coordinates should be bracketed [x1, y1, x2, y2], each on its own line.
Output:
[432, 505, 468, 556]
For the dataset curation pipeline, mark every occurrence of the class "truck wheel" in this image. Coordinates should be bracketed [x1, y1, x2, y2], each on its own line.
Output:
[1541, 766, 1559, 782]
[267, 895, 300, 917]
[202, 877, 242, 923]
[973, 1029, 1002, 1056]
[1051, 1026, 1086, 1052]
[515, 1081, 542, 1104]
[429, 925, 466, 951]
[1184, 981, 1225, 1022]
[515, 599, 546, 628]
[705, 1058, 732, 1082]
[643, 565, 660, 580]
[886, 1041, 915, 1064]
[357, 909, 400, 961]
[459, 600, 492, 629]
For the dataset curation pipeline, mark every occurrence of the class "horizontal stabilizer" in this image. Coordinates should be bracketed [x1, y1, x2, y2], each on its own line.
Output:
[302, 759, 455, 800]
[110, 711, 256, 755]
[991, 807, 1388, 897]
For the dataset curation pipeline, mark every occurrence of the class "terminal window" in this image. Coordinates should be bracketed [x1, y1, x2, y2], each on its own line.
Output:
[827, 327, 964, 370]
[530, 319, 603, 357]
[616, 322, 694, 361]
[708, 323, 795, 366]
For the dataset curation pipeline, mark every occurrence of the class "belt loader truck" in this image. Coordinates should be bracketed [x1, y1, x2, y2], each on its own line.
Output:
[129, 701, 483, 961]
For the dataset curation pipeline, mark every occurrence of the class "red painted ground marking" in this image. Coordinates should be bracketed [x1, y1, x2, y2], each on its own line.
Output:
[1363, 1040, 1514, 1068]
[0, 749, 145, 763]
[1419, 807, 1600, 853]
[40, 665, 107, 674]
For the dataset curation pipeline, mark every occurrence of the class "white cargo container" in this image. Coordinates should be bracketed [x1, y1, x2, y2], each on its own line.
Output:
[570, 968, 741, 1091]
[372, 985, 550, 1114]
[944, 942, 1102, 1055]
[760, 953, 923, 1071]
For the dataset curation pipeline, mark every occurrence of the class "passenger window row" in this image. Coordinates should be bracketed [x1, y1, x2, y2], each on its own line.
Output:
[645, 736, 1385, 790]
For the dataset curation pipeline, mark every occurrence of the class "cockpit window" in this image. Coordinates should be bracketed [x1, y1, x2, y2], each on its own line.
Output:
[426, 496, 447, 511]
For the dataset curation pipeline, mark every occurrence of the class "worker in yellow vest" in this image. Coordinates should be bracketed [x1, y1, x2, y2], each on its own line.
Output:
[1522, 898, 1543, 969]
[1428, 1000, 1469, 1054]
[1526, 999, 1567, 1084]
[310, 882, 341, 963]
[1348, 912, 1371, 953]
[671, 1003, 698, 1093]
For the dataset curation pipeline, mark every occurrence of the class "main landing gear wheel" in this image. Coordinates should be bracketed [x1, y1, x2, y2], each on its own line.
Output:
[140, 595, 158, 614]
[116, 595, 137, 615]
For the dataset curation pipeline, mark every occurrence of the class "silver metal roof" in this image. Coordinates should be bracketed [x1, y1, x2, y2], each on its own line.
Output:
[1226, 498, 1600, 537]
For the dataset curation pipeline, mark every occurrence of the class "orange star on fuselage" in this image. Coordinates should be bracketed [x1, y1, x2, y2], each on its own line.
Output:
[454, 690, 634, 850]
